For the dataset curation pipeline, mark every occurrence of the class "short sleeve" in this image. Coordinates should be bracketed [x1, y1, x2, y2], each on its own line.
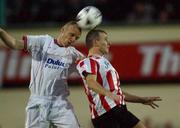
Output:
[22, 35, 47, 52]
[77, 58, 98, 77]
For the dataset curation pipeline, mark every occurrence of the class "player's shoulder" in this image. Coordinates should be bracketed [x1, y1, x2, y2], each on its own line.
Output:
[27, 34, 50, 38]
[77, 56, 97, 66]
[68, 46, 84, 55]
[89, 55, 102, 61]
[38, 35, 53, 44]
[27, 34, 52, 42]
[43, 34, 53, 40]
[76, 57, 87, 66]
[68, 46, 78, 51]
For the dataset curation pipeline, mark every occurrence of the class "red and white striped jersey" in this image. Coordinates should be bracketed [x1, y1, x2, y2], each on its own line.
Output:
[77, 55, 125, 119]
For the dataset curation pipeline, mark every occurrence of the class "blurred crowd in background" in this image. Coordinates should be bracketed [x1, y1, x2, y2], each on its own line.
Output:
[143, 117, 175, 128]
[6, 0, 180, 25]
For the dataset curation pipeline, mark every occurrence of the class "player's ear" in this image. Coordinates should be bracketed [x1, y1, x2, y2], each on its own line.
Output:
[94, 39, 100, 47]
[60, 28, 65, 36]
[60, 27, 64, 33]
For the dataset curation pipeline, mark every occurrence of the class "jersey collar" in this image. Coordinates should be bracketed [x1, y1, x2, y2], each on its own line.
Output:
[54, 39, 63, 47]
[89, 54, 102, 58]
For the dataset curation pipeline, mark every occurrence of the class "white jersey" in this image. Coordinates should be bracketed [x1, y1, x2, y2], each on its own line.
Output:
[23, 35, 83, 97]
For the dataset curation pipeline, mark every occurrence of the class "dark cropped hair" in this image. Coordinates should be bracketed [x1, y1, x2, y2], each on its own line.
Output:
[86, 29, 107, 49]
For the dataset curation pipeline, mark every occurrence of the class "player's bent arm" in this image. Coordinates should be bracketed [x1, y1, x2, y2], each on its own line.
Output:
[85, 74, 120, 102]
[0, 28, 24, 50]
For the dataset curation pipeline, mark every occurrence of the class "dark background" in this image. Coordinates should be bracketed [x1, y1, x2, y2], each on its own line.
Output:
[6, 0, 180, 25]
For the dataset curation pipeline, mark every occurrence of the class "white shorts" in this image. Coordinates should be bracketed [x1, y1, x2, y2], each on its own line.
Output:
[25, 95, 80, 128]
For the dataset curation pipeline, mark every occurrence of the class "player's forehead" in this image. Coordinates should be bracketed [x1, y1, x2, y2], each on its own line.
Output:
[65, 25, 81, 36]
[65, 25, 81, 33]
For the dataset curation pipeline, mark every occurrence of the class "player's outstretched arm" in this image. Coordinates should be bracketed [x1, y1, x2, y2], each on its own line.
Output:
[0, 28, 24, 50]
[123, 91, 162, 109]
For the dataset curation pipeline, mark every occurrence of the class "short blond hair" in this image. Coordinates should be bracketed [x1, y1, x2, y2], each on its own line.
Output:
[63, 21, 82, 33]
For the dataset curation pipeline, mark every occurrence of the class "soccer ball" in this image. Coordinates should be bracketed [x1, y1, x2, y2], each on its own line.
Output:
[76, 6, 102, 29]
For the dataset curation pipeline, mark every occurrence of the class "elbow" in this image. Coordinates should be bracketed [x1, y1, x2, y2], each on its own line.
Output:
[9, 40, 19, 49]
[86, 81, 94, 90]
[12, 39, 18, 49]
[86, 81, 92, 89]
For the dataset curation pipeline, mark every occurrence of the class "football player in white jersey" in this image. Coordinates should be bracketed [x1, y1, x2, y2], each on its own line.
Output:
[77, 29, 162, 128]
[0, 21, 84, 128]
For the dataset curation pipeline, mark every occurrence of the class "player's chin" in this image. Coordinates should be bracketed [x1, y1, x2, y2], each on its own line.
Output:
[66, 42, 72, 47]
[105, 49, 109, 54]
[69, 41, 75, 46]
[103, 50, 108, 55]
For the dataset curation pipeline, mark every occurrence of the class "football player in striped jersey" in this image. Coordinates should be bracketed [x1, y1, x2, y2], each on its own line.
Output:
[77, 29, 162, 128]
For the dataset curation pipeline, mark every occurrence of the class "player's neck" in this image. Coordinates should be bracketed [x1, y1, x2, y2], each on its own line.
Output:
[56, 37, 65, 47]
[88, 48, 103, 57]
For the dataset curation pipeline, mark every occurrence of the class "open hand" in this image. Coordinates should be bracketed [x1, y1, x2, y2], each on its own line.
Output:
[142, 96, 162, 109]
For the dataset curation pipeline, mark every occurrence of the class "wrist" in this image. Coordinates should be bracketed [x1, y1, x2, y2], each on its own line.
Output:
[105, 91, 113, 98]
[140, 97, 147, 104]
